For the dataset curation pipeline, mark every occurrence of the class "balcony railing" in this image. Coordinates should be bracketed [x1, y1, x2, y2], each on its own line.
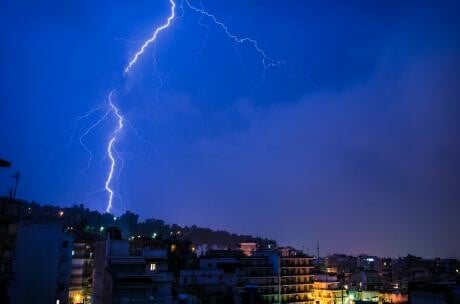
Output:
[116, 271, 173, 282]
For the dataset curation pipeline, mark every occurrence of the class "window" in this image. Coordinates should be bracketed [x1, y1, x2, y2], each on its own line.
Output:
[150, 263, 156, 271]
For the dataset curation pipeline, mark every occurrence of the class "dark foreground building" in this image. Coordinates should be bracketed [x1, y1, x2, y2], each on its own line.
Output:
[0, 198, 19, 304]
[92, 227, 174, 304]
[8, 222, 73, 304]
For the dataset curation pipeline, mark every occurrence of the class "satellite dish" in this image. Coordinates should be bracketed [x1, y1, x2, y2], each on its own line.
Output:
[0, 159, 11, 167]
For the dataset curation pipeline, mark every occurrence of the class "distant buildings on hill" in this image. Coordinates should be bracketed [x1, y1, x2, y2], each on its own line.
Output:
[0, 197, 459, 303]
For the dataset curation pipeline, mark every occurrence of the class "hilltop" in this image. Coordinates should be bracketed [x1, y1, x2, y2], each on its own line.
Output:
[6, 198, 276, 248]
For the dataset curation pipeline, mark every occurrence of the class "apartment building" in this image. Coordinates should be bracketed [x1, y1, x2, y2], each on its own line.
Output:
[279, 248, 314, 304]
[237, 254, 280, 304]
[8, 222, 73, 304]
[0, 198, 19, 304]
[92, 227, 173, 304]
[312, 274, 347, 304]
[69, 231, 99, 304]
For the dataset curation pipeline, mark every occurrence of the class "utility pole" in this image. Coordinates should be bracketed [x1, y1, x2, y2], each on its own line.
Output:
[11, 171, 20, 200]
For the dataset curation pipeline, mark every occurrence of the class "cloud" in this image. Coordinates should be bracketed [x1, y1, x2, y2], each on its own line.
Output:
[162, 51, 460, 257]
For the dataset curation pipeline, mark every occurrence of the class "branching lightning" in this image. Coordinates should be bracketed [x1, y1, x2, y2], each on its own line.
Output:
[105, 91, 124, 213]
[79, 110, 111, 173]
[184, 0, 281, 72]
[63, 0, 291, 213]
[104, 0, 285, 213]
[50, 105, 102, 161]
[192, 0, 210, 64]
[124, 0, 176, 73]
[103, 0, 177, 213]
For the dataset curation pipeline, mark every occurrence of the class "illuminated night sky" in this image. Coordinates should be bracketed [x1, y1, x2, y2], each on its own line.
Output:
[1, 0, 459, 257]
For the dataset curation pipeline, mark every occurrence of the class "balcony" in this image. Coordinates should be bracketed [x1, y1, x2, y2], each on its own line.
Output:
[116, 271, 172, 281]
[281, 265, 314, 269]
[114, 296, 173, 304]
[282, 284, 311, 288]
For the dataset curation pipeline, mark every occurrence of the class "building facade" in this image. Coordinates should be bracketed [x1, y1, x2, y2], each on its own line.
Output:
[279, 249, 314, 304]
[8, 222, 73, 304]
[69, 232, 99, 304]
[312, 274, 347, 304]
[0, 198, 19, 304]
[92, 227, 173, 304]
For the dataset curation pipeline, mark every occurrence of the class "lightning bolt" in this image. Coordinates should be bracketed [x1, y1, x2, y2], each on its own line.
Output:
[184, 0, 281, 72]
[79, 109, 111, 173]
[50, 105, 102, 161]
[105, 90, 124, 213]
[191, 0, 210, 64]
[103, 0, 177, 213]
[124, 0, 176, 73]
[100, 0, 294, 213]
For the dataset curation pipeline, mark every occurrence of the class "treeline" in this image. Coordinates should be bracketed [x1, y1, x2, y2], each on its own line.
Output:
[9, 198, 276, 248]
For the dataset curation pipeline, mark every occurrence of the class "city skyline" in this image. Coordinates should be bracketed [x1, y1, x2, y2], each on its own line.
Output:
[1, 0, 459, 258]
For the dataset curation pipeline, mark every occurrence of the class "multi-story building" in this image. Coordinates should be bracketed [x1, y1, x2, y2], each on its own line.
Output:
[278, 248, 314, 304]
[8, 222, 73, 304]
[312, 274, 347, 304]
[236, 247, 314, 304]
[237, 253, 280, 304]
[325, 254, 357, 276]
[357, 255, 379, 272]
[69, 231, 99, 304]
[180, 256, 238, 302]
[92, 227, 173, 304]
[351, 270, 383, 291]
[0, 197, 19, 304]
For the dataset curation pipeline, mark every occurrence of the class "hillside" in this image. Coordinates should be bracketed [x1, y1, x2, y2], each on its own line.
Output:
[6, 198, 276, 248]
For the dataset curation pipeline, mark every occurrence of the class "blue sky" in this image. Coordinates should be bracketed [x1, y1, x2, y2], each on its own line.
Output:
[1, 0, 459, 257]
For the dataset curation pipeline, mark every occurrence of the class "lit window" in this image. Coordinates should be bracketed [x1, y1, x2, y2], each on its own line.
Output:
[73, 293, 82, 302]
[150, 263, 156, 271]
[171, 244, 176, 252]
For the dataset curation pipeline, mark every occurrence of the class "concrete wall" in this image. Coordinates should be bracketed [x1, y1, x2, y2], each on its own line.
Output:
[9, 223, 73, 304]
